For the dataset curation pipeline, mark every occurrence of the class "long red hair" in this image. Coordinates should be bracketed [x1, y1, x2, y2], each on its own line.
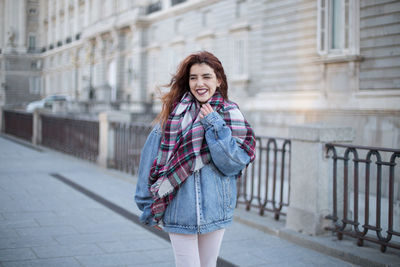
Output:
[156, 51, 229, 128]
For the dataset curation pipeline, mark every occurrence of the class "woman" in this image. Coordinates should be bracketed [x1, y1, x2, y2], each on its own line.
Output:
[135, 51, 256, 267]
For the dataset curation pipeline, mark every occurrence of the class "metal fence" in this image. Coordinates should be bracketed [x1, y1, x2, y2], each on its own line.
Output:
[41, 115, 99, 162]
[325, 143, 400, 252]
[237, 136, 291, 220]
[3, 110, 33, 142]
[112, 122, 153, 174]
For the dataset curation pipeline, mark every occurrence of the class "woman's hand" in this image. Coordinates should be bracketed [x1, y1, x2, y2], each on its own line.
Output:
[199, 103, 214, 119]
[153, 225, 163, 231]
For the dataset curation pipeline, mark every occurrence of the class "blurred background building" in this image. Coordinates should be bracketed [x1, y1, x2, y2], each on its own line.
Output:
[0, 0, 399, 148]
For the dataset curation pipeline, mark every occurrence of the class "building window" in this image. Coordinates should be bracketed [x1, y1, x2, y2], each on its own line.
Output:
[147, 1, 162, 14]
[150, 26, 158, 43]
[236, 0, 246, 19]
[233, 38, 246, 76]
[29, 77, 41, 94]
[127, 57, 134, 85]
[317, 0, 359, 56]
[202, 10, 210, 28]
[174, 19, 182, 35]
[28, 34, 36, 51]
[171, 0, 187, 6]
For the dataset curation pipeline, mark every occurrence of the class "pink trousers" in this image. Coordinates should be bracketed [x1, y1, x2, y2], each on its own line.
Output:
[169, 229, 225, 267]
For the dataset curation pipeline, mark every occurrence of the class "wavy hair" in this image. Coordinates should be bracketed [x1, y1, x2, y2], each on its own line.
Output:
[156, 51, 228, 128]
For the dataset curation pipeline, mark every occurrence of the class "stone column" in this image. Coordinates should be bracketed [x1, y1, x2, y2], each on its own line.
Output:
[55, 0, 60, 43]
[32, 109, 42, 145]
[48, 0, 52, 46]
[0, 106, 4, 133]
[4, 0, 27, 52]
[64, 0, 69, 40]
[131, 23, 147, 104]
[98, 111, 131, 168]
[73, 0, 79, 37]
[84, 0, 90, 27]
[17, 0, 27, 52]
[286, 124, 354, 235]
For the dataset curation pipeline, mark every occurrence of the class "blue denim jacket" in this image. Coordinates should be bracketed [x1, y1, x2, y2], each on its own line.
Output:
[134, 111, 251, 234]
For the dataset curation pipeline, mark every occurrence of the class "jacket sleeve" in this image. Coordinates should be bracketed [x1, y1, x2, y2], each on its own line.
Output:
[134, 125, 161, 226]
[201, 111, 251, 176]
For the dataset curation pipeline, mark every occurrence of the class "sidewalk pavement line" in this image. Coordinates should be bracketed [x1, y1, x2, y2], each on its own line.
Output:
[49, 173, 237, 267]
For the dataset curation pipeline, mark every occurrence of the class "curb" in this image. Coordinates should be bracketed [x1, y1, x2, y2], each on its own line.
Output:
[234, 212, 399, 267]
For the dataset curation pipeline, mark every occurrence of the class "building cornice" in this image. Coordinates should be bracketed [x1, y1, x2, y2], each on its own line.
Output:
[142, 0, 222, 23]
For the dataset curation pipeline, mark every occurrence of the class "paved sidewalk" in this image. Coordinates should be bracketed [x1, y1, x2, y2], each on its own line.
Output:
[0, 135, 398, 266]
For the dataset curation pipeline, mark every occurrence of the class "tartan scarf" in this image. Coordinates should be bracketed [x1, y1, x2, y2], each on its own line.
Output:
[149, 91, 256, 222]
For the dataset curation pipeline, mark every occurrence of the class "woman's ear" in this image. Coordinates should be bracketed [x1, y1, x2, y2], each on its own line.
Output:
[217, 79, 222, 88]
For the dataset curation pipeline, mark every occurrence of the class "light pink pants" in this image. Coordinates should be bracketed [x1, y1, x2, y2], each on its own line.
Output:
[169, 229, 225, 267]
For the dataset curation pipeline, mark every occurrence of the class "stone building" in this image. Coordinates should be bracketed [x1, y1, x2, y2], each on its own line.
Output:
[0, 0, 399, 148]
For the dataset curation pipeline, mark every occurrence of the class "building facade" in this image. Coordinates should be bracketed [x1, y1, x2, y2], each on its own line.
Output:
[0, 0, 399, 148]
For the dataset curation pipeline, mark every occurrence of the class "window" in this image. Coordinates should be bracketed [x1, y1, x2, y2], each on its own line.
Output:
[235, 0, 246, 19]
[174, 19, 182, 35]
[202, 10, 210, 28]
[28, 34, 36, 51]
[150, 26, 158, 43]
[317, 0, 359, 56]
[232, 38, 246, 76]
[127, 57, 134, 84]
[29, 77, 41, 94]
[147, 1, 161, 14]
[171, 0, 186, 6]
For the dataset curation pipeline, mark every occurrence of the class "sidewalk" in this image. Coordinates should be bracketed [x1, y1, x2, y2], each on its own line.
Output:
[0, 135, 398, 267]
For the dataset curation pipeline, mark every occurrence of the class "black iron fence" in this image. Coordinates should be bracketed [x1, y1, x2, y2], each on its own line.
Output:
[237, 136, 291, 220]
[112, 122, 153, 175]
[325, 143, 400, 252]
[41, 115, 99, 162]
[3, 110, 33, 142]
[112, 124, 292, 221]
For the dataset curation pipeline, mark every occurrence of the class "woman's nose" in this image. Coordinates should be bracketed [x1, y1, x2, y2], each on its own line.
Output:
[196, 78, 204, 87]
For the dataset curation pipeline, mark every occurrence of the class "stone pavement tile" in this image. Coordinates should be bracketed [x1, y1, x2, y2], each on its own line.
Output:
[75, 248, 174, 267]
[2, 198, 48, 213]
[0, 229, 18, 239]
[0, 236, 58, 249]
[32, 243, 103, 258]
[15, 225, 78, 237]
[72, 221, 140, 235]
[0, 248, 36, 262]
[219, 251, 268, 266]
[97, 238, 171, 253]
[246, 245, 355, 267]
[1, 211, 57, 221]
[2, 257, 81, 267]
[54, 232, 148, 246]
[0, 218, 39, 229]
[34, 214, 94, 227]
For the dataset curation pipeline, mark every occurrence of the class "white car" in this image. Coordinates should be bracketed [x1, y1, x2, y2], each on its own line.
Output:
[26, 95, 70, 112]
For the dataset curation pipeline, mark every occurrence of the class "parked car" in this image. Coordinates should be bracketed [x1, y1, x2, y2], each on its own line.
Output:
[25, 95, 70, 112]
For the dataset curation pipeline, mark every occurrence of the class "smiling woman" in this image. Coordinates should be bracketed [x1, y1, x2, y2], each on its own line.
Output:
[135, 51, 256, 267]
[189, 63, 221, 104]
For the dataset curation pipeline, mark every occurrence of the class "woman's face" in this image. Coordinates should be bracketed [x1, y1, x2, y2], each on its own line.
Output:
[189, 63, 221, 104]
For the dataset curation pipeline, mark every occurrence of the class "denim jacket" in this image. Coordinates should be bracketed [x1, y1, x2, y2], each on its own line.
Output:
[134, 111, 251, 234]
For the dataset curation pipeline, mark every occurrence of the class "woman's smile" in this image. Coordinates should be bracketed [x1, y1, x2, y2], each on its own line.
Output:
[189, 63, 221, 103]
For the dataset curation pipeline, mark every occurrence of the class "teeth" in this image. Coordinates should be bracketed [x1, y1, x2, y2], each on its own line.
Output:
[196, 89, 208, 95]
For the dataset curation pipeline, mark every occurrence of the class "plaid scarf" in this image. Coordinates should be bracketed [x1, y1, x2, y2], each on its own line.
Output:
[149, 91, 256, 222]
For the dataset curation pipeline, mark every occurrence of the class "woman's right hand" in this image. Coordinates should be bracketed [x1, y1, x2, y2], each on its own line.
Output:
[153, 225, 163, 231]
